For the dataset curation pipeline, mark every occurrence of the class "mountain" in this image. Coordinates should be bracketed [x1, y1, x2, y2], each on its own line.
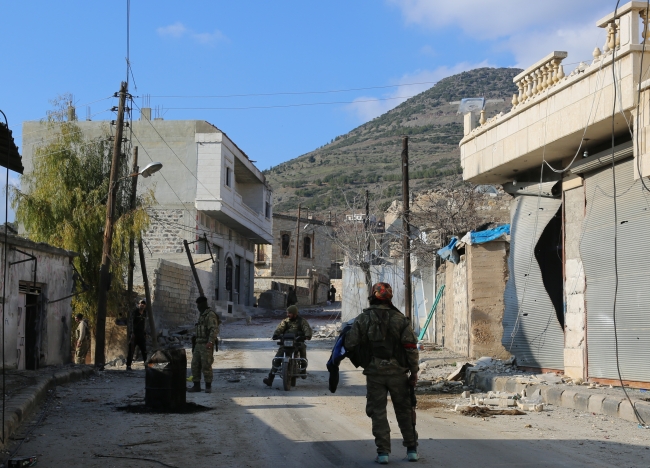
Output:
[263, 67, 521, 216]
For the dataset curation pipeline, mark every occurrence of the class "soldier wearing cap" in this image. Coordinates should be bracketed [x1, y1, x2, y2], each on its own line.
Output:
[187, 296, 221, 393]
[262, 305, 312, 386]
[344, 282, 420, 464]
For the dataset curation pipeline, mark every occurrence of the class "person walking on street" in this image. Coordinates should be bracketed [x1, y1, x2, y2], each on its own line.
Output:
[263, 305, 312, 386]
[328, 284, 337, 303]
[344, 282, 419, 464]
[286, 286, 298, 307]
[126, 299, 148, 371]
[74, 314, 90, 365]
[188, 296, 221, 393]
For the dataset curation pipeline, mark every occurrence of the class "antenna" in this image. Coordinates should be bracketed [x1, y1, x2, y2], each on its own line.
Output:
[86, 106, 91, 121]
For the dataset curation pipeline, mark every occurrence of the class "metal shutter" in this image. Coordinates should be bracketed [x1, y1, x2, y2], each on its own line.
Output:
[582, 158, 650, 382]
[502, 183, 565, 369]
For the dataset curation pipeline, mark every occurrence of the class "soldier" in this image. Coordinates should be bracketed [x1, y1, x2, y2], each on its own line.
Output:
[262, 305, 312, 386]
[74, 313, 90, 365]
[286, 286, 298, 307]
[344, 282, 419, 464]
[187, 296, 221, 394]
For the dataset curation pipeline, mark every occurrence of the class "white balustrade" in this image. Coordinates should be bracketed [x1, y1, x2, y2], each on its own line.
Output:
[508, 51, 567, 112]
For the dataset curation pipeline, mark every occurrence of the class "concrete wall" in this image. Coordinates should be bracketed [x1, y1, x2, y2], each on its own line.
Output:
[451, 256, 469, 356]
[467, 241, 510, 359]
[0, 236, 75, 369]
[563, 183, 587, 379]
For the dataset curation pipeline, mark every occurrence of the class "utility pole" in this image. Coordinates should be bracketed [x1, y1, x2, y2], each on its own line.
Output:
[293, 204, 301, 289]
[401, 136, 412, 321]
[363, 189, 372, 293]
[138, 239, 158, 350]
[183, 239, 205, 297]
[126, 146, 138, 340]
[95, 81, 128, 368]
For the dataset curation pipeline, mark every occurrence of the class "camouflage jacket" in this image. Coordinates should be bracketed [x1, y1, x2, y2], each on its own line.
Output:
[195, 308, 220, 344]
[344, 304, 419, 375]
[273, 316, 312, 340]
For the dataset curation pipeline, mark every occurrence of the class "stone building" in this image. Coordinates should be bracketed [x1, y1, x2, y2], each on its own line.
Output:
[22, 115, 273, 327]
[458, 2, 650, 385]
[254, 213, 332, 306]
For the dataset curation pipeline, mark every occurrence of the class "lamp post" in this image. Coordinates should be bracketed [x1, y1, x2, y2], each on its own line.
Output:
[94, 155, 163, 369]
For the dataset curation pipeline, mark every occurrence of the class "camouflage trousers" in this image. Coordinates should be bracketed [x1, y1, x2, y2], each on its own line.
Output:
[365, 373, 418, 454]
[191, 343, 215, 383]
[75, 341, 89, 364]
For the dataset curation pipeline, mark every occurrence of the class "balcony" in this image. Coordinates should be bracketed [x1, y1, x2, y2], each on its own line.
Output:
[459, 1, 650, 184]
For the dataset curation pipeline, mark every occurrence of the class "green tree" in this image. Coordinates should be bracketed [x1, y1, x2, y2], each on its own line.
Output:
[12, 96, 153, 328]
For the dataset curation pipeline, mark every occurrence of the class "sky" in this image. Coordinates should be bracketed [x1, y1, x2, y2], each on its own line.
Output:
[0, 0, 621, 221]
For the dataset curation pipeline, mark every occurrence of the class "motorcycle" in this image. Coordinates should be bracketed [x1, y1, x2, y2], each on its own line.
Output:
[271, 333, 308, 391]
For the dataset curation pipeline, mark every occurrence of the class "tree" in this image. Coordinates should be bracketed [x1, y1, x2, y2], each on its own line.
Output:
[12, 95, 153, 329]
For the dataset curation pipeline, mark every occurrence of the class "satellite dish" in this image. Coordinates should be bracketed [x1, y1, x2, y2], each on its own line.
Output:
[457, 97, 485, 114]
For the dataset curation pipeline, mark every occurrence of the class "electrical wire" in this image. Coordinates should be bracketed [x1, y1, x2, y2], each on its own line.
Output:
[609, 0, 648, 428]
[0, 109, 9, 444]
[159, 95, 419, 111]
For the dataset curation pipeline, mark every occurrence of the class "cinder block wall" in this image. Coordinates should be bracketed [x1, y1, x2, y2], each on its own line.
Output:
[467, 241, 510, 359]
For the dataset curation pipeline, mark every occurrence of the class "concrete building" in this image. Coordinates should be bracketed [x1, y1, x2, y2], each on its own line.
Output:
[458, 1, 650, 385]
[254, 213, 332, 306]
[22, 115, 273, 326]
[0, 232, 77, 369]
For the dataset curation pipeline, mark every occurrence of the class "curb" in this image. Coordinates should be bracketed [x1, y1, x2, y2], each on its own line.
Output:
[2, 366, 94, 446]
[470, 373, 650, 425]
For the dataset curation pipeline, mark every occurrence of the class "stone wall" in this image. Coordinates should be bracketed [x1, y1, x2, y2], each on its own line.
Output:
[451, 256, 469, 355]
[143, 209, 191, 254]
[563, 184, 586, 379]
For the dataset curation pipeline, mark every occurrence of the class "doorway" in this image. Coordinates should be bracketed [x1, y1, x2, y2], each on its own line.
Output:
[18, 283, 42, 370]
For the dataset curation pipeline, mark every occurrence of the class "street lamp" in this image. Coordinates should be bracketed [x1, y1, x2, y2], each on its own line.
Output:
[138, 162, 163, 178]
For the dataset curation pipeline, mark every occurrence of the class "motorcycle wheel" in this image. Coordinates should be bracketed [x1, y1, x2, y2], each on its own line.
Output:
[290, 356, 298, 386]
[282, 361, 291, 391]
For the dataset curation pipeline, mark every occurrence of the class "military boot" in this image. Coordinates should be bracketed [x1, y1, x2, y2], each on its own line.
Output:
[187, 382, 201, 393]
[263, 372, 274, 387]
[205, 382, 212, 393]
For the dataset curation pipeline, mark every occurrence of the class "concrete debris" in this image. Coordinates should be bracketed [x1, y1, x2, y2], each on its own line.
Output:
[447, 363, 473, 381]
[418, 361, 429, 373]
[461, 390, 471, 398]
[455, 405, 525, 417]
[312, 323, 340, 338]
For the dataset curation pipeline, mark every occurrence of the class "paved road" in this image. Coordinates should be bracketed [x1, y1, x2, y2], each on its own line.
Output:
[5, 317, 650, 467]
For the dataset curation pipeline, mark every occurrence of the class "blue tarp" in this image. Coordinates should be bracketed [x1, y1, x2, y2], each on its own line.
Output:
[470, 224, 510, 244]
[437, 237, 460, 264]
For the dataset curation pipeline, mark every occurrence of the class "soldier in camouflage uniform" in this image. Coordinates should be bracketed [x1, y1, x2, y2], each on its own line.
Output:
[187, 296, 221, 394]
[345, 282, 420, 464]
[263, 305, 312, 386]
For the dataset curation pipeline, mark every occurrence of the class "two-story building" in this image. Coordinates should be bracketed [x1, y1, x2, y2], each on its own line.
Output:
[458, 1, 650, 386]
[22, 114, 273, 327]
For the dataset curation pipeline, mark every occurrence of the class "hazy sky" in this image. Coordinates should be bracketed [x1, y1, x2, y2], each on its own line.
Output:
[0, 0, 619, 220]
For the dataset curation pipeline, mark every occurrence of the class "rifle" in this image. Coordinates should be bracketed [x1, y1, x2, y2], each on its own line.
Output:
[409, 381, 417, 440]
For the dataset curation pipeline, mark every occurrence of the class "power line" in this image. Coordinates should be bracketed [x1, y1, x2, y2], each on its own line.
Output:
[148, 82, 440, 99]
[158, 95, 418, 111]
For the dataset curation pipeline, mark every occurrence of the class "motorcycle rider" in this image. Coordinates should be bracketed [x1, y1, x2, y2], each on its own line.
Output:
[263, 305, 313, 386]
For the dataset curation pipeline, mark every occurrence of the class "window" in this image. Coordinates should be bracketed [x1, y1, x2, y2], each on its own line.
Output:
[281, 233, 291, 256]
[256, 245, 265, 262]
[303, 236, 312, 258]
[265, 201, 271, 219]
[225, 166, 232, 187]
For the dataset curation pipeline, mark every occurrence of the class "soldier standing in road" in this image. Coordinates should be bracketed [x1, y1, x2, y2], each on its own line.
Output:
[328, 284, 337, 303]
[126, 299, 148, 371]
[263, 305, 312, 386]
[286, 286, 298, 307]
[344, 282, 419, 464]
[188, 296, 221, 394]
[74, 313, 90, 365]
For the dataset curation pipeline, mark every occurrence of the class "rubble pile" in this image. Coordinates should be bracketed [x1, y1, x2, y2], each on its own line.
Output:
[466, 388, 544, 412]
[312, 323, 340, 339]
[157, 327, 194, 348]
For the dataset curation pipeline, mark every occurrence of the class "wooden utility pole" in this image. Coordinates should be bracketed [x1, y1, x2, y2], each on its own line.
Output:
[401, 136, 412, 321]
[138, 239, 158, 350]
[126, 146, 138, 339]
[293, 204, 301, 289]
[183, 239, 205, 297]
[95, 81, 128, 368]
[363, 189, 372, 293]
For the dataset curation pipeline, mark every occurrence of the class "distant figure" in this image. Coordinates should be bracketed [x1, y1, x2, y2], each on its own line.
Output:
[74, 314, 90, 365]
[126, 299, 148, 371]
[329, 285, 337, 303]
[286, 286, 298, 307]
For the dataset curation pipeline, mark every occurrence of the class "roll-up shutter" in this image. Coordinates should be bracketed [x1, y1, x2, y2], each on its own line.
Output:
[582, 158, 650, 382]
[502, 182, 565, 369]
